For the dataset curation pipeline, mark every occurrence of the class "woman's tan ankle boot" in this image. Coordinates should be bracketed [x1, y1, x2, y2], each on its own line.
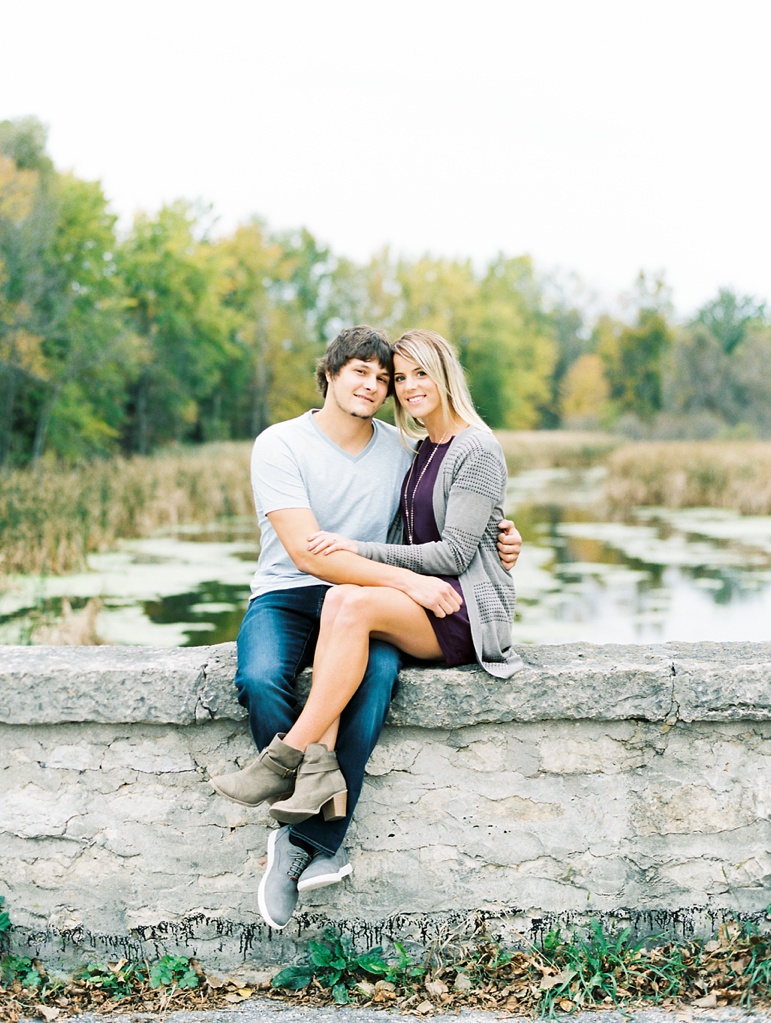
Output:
[209, 733, 303, 807]
[268, 744, 348, 824]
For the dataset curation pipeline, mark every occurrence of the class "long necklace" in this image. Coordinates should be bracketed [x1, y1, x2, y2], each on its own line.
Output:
[403, 430, 449, 544]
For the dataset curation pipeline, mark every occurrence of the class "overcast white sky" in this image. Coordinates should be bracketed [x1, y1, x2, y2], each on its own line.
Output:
[2, 0, 770, 318]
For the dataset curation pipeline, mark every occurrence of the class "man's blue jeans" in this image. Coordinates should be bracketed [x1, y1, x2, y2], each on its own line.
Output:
[233, 584, 400, 856]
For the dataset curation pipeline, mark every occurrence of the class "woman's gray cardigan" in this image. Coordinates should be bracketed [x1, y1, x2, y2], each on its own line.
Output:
[356, 427, 523, 678]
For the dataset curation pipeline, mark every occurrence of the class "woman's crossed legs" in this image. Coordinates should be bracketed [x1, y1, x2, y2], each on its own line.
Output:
[283, 584, 442, 752]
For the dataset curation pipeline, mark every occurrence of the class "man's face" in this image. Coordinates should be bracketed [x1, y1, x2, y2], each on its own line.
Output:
[326, 358, 390, 420]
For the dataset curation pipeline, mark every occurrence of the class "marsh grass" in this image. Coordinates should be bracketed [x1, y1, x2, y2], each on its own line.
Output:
[496, 430, 623, 472]
[3, 433, 771, 582]
[499, 432, 771, 517]
[0, 442, 253, 577]
[604, 440, 771, 515]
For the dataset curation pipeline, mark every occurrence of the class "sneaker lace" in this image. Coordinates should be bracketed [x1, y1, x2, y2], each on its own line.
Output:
[287, 849, 312, 882]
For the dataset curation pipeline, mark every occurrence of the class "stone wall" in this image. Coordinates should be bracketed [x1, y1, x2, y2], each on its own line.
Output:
[1, 642, 769, 972]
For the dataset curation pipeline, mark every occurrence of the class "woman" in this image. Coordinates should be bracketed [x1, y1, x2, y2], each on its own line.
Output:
[266, 329, 523, 825]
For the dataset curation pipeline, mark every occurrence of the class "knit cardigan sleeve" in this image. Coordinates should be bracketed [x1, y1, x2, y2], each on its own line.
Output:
[356, 432, 506, 575]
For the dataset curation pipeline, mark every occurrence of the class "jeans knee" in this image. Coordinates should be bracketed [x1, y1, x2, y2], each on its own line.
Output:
[234, 652, 289, 710]
[234, 660, 264, 708]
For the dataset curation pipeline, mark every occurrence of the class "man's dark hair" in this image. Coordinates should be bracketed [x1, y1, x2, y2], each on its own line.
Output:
[316, 325, 393, 397]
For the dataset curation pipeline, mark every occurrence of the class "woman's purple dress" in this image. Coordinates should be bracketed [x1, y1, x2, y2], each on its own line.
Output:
[400, 439, 475, 666]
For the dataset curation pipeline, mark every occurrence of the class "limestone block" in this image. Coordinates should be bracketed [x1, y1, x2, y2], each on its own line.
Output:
[564, 851, 632, 899]
[4, 640, 770, 727]
[669, 642, 771, 720]
[447, 732, 540, 776]
[538, 730, 647, 775]
[364, 736, 424, 776]
[0, 645, 210, 724]
[1, 788, 85, 839]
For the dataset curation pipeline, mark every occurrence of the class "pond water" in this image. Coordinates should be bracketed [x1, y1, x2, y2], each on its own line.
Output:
[1, 467, 770, 647]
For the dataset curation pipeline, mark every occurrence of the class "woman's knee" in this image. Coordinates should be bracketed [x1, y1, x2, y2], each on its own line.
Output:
[321, 583, 371, 627]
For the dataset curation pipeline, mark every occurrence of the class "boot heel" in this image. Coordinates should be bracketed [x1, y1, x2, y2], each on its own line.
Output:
[322, 791, 347, 822]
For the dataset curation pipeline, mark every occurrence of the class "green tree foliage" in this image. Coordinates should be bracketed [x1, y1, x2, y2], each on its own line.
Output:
[1, 121, 131, 464]
[538, 271, 593, 428]
[657, 290, 771, 438]
[0, 116, 54, 174]
[29, 172, 130, 461]
[216, 220, 325, 436]
[396, 254, 478, 341]
[468, 256, 557, 428]
[694, 287, 766, 354]
[3, 117, 771, 464]
[560, 353, 611, 427]
[325, 248, 402, 338]
[390, 253, 557, 429]
[119, 203, 235, 453]
[0, 152, 46, 465]
[598, 275, 674, 423]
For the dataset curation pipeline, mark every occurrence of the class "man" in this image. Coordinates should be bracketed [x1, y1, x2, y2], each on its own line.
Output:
[210, 325, 521, 930]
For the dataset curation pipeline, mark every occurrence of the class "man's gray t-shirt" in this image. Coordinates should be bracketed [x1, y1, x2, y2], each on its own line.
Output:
[249, 410, 413, 598]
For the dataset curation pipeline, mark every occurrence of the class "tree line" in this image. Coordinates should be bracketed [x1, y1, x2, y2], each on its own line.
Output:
[1, 116, 769, 468]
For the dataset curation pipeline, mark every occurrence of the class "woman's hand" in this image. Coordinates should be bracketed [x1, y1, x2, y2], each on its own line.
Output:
[497, 519, 522, 570]
[307, 530, 357, 556]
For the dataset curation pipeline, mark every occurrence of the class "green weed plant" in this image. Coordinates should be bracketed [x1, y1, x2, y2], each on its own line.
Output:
[76, 960, 148, 1001]
[272, 928, 426, 1004]
[149, 954, 200, 990]
[271, 918, 771, 1015]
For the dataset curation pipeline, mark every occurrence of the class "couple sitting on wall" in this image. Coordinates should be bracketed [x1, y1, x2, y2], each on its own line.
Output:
[209, 325, 523, 930]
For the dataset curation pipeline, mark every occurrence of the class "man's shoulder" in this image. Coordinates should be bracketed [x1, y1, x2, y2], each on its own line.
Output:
[372, 418, 399, 442]
[253, 411, 316, 451]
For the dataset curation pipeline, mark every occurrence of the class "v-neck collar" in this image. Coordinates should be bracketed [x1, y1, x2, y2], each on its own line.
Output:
[308, 410, 379, 463]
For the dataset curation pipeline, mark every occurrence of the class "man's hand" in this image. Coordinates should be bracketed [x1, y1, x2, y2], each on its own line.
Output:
[497, 519, 522, 571]
[402, 575, 463, 618]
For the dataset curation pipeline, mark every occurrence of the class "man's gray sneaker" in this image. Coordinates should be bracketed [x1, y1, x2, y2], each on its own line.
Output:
[257, 827, 312, 929]
[297, 844, 352, 893]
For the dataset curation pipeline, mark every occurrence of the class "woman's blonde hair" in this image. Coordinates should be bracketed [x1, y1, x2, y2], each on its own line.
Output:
[392, 329, 491, 440]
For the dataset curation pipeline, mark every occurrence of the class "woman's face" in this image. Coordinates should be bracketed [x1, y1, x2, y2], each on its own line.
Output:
[393, 353, 441, 420]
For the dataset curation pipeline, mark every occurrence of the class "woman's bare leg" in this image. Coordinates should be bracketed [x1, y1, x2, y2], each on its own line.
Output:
[283, 585, 441, 752]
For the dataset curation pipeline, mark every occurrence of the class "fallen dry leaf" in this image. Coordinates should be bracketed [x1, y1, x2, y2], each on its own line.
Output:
[424, 978, 448, 998]
[693, 993, 718, 1008]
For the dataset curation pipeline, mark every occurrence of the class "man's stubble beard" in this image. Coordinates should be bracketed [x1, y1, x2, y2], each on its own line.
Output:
[331, 391, 376, 423]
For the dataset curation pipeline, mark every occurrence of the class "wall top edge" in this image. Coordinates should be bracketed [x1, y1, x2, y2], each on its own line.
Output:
[1, 641, 770, 727]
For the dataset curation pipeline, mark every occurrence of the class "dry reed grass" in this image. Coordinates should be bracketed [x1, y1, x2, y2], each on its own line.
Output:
[495, 430, 623, 472]
[4, 434, 769, 581]
[0, 442, 253, 577]
[604, 440, 771, 515]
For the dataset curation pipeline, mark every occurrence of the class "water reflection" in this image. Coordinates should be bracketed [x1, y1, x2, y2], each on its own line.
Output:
[1, 472, 770, 646]
[142, 581, 249, 646]
[510, 472, 771, 644]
